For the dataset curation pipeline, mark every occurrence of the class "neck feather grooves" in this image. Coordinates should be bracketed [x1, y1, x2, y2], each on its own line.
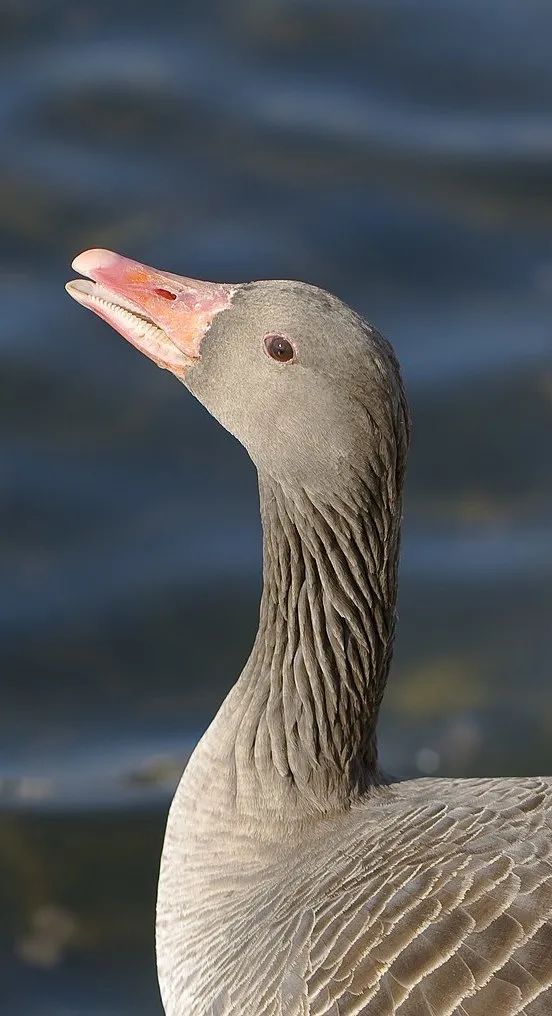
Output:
[232, 469, 402, 814]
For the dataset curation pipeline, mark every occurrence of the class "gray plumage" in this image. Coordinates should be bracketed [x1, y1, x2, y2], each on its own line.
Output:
[65, 262, 552, 1015]
[156, 281, 552, 1015]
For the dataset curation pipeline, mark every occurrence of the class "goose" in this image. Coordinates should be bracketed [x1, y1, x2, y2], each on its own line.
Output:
[66, 250, 552, 1016]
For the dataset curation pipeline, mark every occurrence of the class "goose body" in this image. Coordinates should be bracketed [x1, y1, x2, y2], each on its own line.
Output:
[159, 771, 552, 1015]
[66, 250, 552, 1015]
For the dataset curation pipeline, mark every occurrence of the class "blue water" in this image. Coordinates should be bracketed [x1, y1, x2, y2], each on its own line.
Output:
[2, 1, 552, 1011]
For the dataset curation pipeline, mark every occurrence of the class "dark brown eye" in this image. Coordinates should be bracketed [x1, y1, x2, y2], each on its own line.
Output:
[264, 333, 295, 363]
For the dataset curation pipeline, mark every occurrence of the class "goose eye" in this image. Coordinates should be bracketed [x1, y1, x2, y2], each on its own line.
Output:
[264, 333, 295, 363]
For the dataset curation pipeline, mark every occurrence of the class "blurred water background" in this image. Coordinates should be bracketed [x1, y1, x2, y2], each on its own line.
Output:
[1, 0, 552, 1012]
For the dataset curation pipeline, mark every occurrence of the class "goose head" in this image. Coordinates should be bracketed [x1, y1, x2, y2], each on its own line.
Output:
[66, 249, 408, 495]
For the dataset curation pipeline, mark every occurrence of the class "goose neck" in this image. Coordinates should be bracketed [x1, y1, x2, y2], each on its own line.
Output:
[226, 470, 401, 817]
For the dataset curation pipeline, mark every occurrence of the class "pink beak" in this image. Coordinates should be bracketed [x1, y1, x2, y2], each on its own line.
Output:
[66, 249, 235, 380]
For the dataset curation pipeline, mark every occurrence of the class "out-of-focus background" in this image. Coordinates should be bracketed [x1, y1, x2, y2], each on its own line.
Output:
[1, 0, 552, 1012]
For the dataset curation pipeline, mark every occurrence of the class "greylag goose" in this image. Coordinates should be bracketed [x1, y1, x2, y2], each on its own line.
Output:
[66, 250, 552, 1016]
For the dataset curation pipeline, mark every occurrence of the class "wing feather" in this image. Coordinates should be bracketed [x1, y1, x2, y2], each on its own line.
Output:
[298, 781, 552, 1014]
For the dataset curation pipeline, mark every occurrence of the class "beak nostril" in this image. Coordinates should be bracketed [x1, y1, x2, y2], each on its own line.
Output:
[154, 288, 177, 301]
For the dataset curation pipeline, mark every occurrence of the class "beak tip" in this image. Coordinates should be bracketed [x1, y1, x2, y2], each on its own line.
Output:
[71, 248, 118, 275]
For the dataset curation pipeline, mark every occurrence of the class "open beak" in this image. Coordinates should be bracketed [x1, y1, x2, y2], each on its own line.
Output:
[65, 249, 235, 381]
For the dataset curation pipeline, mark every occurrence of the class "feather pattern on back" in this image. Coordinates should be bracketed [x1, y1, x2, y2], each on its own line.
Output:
[158, 777, 552, 1014]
